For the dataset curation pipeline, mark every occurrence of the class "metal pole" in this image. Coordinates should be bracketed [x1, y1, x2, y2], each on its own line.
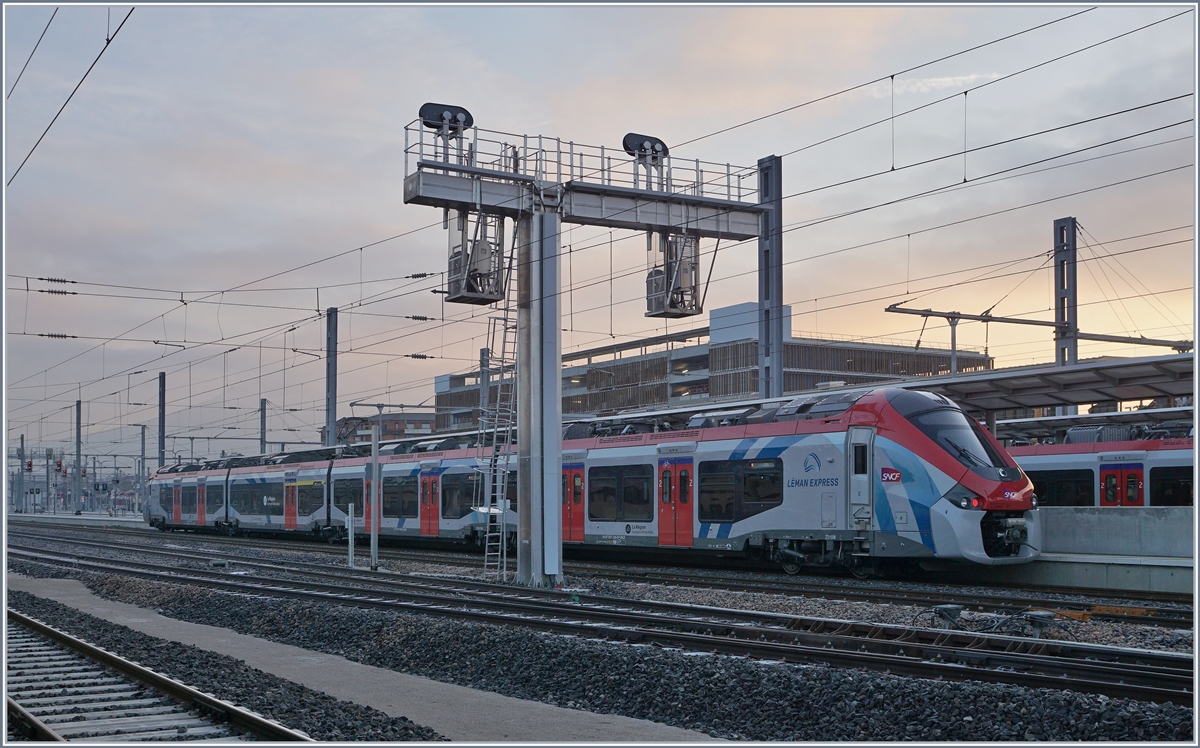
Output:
[325, 308, 338, 446]
[17, 435, 25, 513]
[1053, 217, 1079, 417]
[516, 214, 533, 584]
[140, 425, 146, 513]
[757, 155, 784, 399]
[538, 211, 563, 585]
[949, 317, 958, 376]
[260, 398, 267, 455]
[46, 449, 52, 514]
[370, 407, 381, 570]
[75, 401, 82, 512]
[347, 503, 355, 568]
[158, 373, 166, 468]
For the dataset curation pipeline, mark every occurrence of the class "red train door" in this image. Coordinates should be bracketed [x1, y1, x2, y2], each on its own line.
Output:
[657, 458, 694, 548]
[561, 465, 585, 542]
[172, 480, 182, 525]
[196, 480, 207, 527]
[1100, 463, 1145, 507]
[284, 471, 298, 530]
[420, 473, 440, 536]
[675, 462, 693, 547]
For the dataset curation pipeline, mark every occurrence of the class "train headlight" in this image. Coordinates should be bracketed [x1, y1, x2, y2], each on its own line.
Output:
[941, 485, 982, 510]
[1031, 493, 1038, 508]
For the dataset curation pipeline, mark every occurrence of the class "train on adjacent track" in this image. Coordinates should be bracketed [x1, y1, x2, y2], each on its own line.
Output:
[1010, 434, 1193, 509]
[147, 387, 1039, 575]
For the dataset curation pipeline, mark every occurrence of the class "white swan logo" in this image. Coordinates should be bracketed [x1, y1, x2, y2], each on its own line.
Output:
[803, 453, 821, 473]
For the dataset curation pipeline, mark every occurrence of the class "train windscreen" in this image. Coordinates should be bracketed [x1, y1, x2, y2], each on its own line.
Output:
[888, 389, 1019, 479]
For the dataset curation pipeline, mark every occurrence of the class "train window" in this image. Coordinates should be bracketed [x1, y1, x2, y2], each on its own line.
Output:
[181, 486, 197, 514]
[334, 478, 362, 515]
[383, 476, 418, 517]
[563, 474, 569, 505]
[1103, 474, 1118, 505]
[206, 484, 224, 514]
[853, 445, 867, 475]
[1026, 470, 1094, 507]
[506, 472, 518, 512]
[743, 460, 784, 519]
[661, 471, 671, 504]
[441, 473, 481, 519]
[573, 473, 582, 504]
[907, 408, 1010, 471]
[229, 484, 250, 513]
[588, 469, 618, 520]
[229, 481, 283, 515]
[261, 482, 284, 515]
[1150, 467, 1192, 506]
[1125, 474, 1139, 505]
[622, 469, 653, 520]
[678, 470, 689, 504]
[587, 465, 652, 521]
[698, 468, 736, 522]
[699, 459, 784, 522]
[297, 482, 324, 516]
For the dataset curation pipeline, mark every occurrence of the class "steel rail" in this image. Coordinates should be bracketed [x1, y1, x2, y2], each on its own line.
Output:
[9, 547, 1191, 705]
[12, 526, 1192, 627]
[6, 696, 65, 742]
[5, 608, 314, 742]
[573, 567, 1195, 628]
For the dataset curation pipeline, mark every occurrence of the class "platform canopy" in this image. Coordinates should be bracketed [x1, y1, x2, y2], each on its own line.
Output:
[906, 353, 1192, 414]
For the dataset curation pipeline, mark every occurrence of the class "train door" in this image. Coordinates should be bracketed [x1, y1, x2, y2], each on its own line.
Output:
[172, 479, 182, 525]
[420, 471, 440, 536]
[657, 457, 694, 548]
[362, 465, 374, 533]
[847, 427, 874, 527]
[284, 471, 298, 530]
[561, 464, 585, 542]
[196, 477, 207, 527]
[1100, 463, 1144, 507]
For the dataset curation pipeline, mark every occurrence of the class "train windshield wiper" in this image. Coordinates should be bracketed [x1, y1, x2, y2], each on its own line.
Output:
[945, 438, 988, 468]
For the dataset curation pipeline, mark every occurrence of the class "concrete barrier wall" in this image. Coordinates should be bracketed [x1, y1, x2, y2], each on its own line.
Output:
[1039, 507, 1194, 558]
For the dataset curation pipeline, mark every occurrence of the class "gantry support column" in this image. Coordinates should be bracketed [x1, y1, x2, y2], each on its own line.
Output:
[1053, 217, 1078, 416]
[516, 209, 563, 588]
[758, 155, 784, 399]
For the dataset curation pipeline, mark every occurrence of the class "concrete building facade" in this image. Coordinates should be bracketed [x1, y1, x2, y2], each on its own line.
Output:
[434, 303, 992, 431]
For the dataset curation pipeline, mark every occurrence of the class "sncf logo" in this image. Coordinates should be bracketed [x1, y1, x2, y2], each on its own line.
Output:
[881, 468, 903, 483]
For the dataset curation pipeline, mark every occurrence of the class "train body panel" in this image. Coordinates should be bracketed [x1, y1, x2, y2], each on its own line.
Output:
[147, 386, 1043, 572]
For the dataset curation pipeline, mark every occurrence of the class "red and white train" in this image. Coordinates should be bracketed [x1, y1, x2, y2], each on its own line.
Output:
[1009, 437, 1193, 508]
[147, 387, 1040, 574]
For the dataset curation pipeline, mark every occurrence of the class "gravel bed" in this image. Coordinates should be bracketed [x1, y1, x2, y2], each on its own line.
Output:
[13, 530, 1191, 653]
[5, 586, 445, 742]
[8, 560, 1193, 742]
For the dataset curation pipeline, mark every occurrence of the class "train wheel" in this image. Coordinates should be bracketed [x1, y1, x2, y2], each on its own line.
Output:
[781, 561, 802, 575]
[850, 562, 878, 579]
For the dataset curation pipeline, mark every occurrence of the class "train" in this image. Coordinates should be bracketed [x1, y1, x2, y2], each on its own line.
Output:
[1009, 427, 1193, 508]
[146, 386, 1039, 575]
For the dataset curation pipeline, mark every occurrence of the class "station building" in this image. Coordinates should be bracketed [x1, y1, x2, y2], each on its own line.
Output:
[434, 303, 993, 432]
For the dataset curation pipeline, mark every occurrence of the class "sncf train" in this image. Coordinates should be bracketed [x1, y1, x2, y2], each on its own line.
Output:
[1010, 435, 1193, 509]
[146, 387, 1039, 574]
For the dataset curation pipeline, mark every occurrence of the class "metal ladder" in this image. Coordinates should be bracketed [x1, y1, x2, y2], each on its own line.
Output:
[475, 232, 519, 580]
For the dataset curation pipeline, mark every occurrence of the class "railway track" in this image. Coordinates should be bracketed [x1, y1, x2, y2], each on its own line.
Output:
[9, 545, 1193, 705]
[10, 525, 1192, 629]
[5, 608, 313, 742]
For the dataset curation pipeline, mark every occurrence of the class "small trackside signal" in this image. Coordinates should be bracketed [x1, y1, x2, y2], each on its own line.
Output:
[56, 461, 62, 470]
[25, 461, 33, 471]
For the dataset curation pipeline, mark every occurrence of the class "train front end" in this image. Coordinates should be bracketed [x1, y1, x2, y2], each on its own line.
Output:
[870, 389, 1040, 566]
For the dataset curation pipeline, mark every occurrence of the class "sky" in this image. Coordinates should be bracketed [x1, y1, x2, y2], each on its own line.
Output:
[3, 3, 1196, 470]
